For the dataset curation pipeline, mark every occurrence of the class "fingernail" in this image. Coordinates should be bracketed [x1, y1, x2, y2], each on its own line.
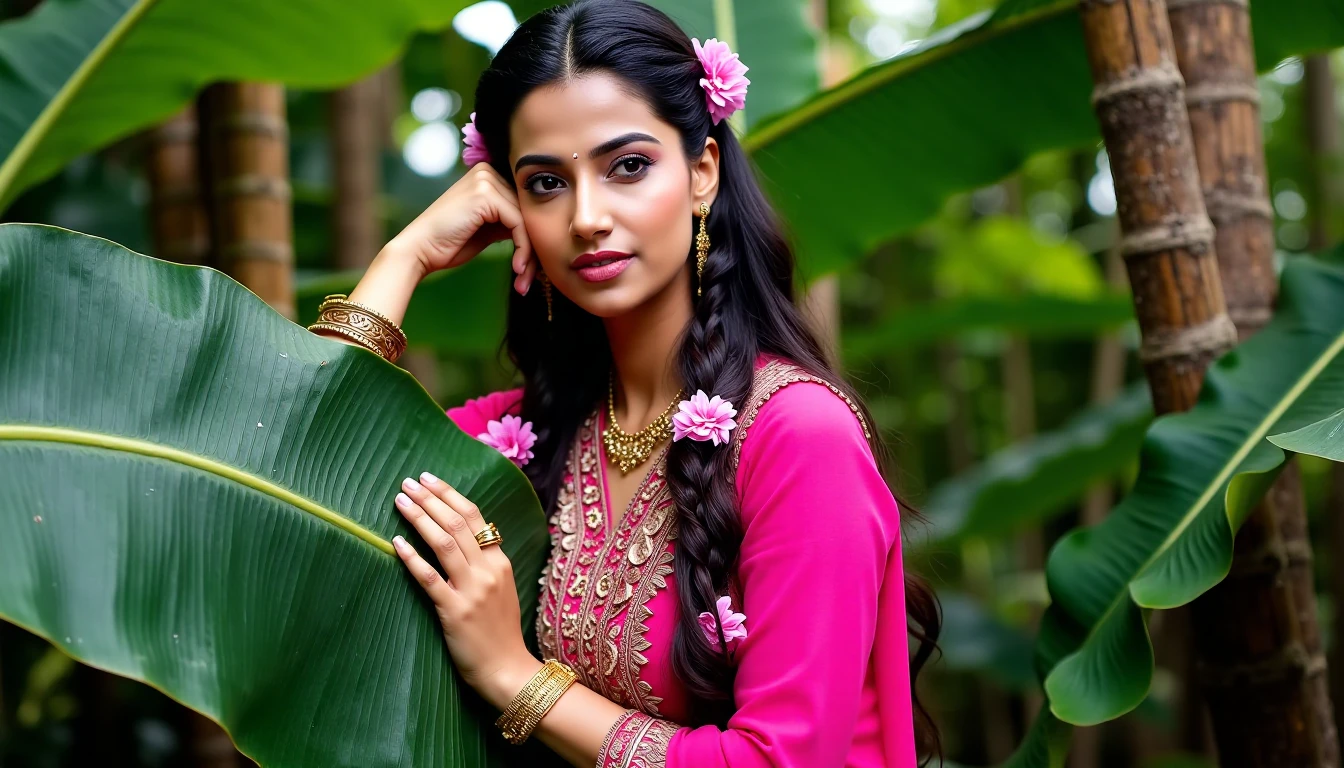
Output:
[392, 535, 407, 551]
[395, 492, 412, 508]
[420, 472, 439, 485]
[402, 477, 421, 492]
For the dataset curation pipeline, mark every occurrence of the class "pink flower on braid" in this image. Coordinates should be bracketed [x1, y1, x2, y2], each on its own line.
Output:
[693, 38, 750, 125]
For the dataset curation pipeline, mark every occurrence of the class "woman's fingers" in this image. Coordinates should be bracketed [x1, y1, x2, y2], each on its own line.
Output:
[391, 535, 458, 607]
[402, 476, 483, 565]
[396, 486, 472, 580]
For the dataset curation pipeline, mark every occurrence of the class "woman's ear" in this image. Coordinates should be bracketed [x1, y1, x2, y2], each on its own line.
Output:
[691, 137, 720, 209]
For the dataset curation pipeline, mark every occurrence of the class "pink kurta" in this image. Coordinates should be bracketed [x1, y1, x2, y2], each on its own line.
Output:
[447, 356, 917, 768]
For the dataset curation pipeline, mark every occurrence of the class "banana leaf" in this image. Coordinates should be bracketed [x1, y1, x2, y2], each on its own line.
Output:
[0, 0, 472, 211]
[0, 223, 551, 766]
[843, 293, 1135, 358]
[1033, 256, 1344, 729]
[922, 383, 1150, 546]
[510, 0, 818, 132]
[743, 0, 1344, 273]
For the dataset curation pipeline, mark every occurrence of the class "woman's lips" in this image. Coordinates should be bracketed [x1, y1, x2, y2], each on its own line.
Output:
[574, 254, 634, 283]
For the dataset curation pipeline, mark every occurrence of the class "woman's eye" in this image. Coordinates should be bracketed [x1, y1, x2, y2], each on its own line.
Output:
[611, 155, 652, 179]
[527, 175, 564, 195]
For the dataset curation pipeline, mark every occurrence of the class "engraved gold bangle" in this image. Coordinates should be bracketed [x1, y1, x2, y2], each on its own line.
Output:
[306, 321, 384, 357]
[307, 293, 408, 362]
[495, 659, 577, 745]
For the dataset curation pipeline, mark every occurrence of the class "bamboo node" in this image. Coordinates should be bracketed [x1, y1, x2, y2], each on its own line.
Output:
[1090, 64, 1185, 108]
[1202, 189, 1274, 222]
[1166, 0, 1248, 9]
[1138, 313, 1238, 364]
[1185, 81, 1261, 107]
[1198, 643, 1327, 689]
[214, 175, 292, 201]
[220, 240, 294, 265]
[1120, 217, 1216, 257]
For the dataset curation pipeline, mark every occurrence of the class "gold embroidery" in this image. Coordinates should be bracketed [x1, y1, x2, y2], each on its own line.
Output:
[730, 359, 872, 471]
[595, 710, 679, 768]
[536, 408, 678, 716]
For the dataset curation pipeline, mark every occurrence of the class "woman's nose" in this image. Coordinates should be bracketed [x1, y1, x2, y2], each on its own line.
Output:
[569, 176, 613, 240]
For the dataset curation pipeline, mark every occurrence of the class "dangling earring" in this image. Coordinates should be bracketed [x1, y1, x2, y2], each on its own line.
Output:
[695, 202, 711, 297]
[539, 271, 553, 322]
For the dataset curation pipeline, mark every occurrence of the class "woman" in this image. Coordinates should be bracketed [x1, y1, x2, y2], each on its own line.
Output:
[308, 1, 940, 765]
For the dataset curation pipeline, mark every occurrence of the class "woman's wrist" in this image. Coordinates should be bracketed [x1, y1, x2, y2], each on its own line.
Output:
[479, 655, 546, 711]
[343, 242, 426, 328]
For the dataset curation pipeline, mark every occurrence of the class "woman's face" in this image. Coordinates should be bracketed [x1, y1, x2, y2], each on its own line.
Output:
[508, 72, 719, 318]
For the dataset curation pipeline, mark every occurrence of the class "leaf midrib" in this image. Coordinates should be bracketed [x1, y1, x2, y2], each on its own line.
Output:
[0, 0, 161, 200]
[1048, 327, 1344, 701]
[0, 425, 394, 555]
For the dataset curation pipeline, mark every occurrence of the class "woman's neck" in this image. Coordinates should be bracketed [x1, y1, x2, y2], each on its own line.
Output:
[603, 275, 694, 427]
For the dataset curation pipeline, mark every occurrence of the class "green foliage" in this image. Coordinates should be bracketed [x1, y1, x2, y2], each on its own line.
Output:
[1033, 257, 1344, 733]
[0, 224, 551, 766]
[742, 0, 1344, 273]
[921, 384, 1150, 545]
[0, 0, 473, 210]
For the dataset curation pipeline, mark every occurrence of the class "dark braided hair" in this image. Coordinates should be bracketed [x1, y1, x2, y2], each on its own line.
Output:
[475, 1, 941, 760]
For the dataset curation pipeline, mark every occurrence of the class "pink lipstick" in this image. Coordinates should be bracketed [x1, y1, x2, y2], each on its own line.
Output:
[572, 250, 634, 283]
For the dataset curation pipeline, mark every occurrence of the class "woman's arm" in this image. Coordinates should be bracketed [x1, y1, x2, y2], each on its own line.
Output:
[477, 381, 903, 768]
[312, 242, 425, 352]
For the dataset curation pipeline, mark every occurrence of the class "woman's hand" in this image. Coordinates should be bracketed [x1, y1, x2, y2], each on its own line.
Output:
[383, 163, 538, 295]
[390, 471, 540, 708]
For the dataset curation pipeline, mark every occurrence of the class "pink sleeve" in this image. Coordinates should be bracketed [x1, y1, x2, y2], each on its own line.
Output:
[596, 381, 902, 768]
[444, 387, 524, 438]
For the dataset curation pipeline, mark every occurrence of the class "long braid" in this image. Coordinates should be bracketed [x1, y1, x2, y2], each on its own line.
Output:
[665, 205, 756, 726]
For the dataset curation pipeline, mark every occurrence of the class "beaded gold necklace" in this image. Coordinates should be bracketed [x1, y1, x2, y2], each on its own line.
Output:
[601, 373, 685, 474]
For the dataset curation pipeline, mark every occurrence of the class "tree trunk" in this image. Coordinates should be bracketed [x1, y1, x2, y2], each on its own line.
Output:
[1077, 0, 1237, 414]
[330, 75, 383, 271]
[1076, 2, 1240, 761]
[144, 104, 245, 768]
[1304, 55, 1339, 253]
[146, 106, 211, 266]
[1168, 3, 1340, 765]
[200, 83, 294, 319]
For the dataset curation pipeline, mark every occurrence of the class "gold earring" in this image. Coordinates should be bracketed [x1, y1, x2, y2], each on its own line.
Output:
[539, 271, 553, 322]
[695, 202, 710, 297]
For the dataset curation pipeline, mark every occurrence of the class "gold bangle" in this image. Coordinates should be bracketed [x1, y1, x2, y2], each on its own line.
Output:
[308, 294, 408, 362]
[318, 293, 409, 349]
[307, 321, 385, 358]
[495, 659, 577, 745]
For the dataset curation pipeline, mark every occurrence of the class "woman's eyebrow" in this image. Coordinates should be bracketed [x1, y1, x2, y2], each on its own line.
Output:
[513, 132, 661, 173]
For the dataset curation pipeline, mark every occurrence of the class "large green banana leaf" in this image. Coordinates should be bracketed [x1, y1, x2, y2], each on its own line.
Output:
[0, 0, 472, 211]
[921, 383, 1150, 547]
[511, 0, 818, 132]
[843, 293, 1134, 358]
[743, 0, 1344, 273]
[0, 223, 552, 767]
[1031, 256, 1344, 731]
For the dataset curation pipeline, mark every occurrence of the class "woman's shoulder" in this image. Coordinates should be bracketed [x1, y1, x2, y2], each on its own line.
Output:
[733, 355, 874, 469]
[445, 387, 524, 437]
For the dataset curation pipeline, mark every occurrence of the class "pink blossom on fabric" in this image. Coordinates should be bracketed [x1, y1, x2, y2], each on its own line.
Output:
[671, 390, 738, 446]
[693, 38, 750, 125]
[699, 595, 748, 649]
[461, 111, 491, 167]
[477, 414, 536, 467]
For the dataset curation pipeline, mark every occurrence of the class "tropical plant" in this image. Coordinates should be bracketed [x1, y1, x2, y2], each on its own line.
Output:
[1006, 253, 1344, 766]
[0, 222, 552, 767]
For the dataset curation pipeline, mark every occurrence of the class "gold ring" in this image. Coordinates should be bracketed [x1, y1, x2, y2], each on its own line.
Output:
[474, 522, 503, 548]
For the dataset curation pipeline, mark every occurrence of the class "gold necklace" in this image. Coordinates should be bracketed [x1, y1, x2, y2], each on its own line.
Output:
[601, 373, 685, 474]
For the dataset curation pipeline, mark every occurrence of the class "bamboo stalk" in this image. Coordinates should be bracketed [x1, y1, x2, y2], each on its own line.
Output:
[1168, 3, 1339, 764]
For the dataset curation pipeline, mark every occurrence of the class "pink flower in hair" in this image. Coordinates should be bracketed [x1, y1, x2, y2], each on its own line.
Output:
[699, 595, 748, 649]
[462, 111, 491, 167]
[477, 414, 536, 467]
[672, 390, 737, 446]
[693, 38, 750, 125]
